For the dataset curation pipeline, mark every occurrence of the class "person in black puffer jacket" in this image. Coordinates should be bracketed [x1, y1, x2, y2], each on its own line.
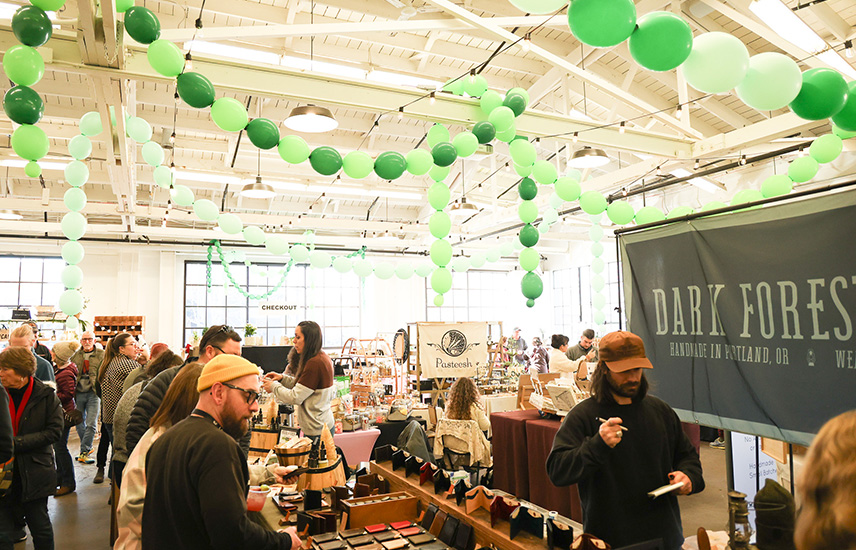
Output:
[0, 346, 63, 550]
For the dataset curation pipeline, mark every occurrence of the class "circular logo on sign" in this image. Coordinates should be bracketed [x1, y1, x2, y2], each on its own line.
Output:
[441, 330, 468, 357]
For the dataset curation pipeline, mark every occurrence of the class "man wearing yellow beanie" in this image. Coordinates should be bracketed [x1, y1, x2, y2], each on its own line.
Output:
[141, 355, 300, 550]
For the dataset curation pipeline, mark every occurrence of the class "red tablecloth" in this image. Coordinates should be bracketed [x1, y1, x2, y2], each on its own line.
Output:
[489, 409, 541, 500]
[681, 423, 701, 455]
[525, 417, 583, 522]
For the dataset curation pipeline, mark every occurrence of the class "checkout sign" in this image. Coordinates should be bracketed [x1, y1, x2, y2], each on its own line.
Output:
[257, 302, 301, 316]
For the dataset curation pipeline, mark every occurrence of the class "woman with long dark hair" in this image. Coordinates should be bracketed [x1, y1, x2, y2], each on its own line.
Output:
[262, 321, 335, 438]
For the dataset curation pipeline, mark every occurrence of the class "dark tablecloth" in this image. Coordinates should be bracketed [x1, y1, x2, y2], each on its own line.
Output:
[373, 418, 428, 451]
[525, 417, 583, 522]
[489, 409, 541, 500]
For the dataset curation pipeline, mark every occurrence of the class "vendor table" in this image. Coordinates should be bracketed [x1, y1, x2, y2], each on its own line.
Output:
[524, 417, 583, 522]
[490, 409, 541, 500]
[483, 393, 518, 416]
[333, 428, 380, 466]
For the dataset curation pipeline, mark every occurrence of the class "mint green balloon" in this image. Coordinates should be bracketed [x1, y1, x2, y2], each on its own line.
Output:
[485, 248, 501, 262]
[374, 262, 395, 279]
[735, 52, 802, 111]
[464, 75, 489, 98]
[429, 211, 452, 239]
[452, 132, 479, 157]
[470, 251, 486, 268]
[405, 149, 433, 175]
[430, 165, 450, 182]
[730, 190, 762, 207]
[442, 78, 465, 96]
[591, 274, 605, 292]
[278, 135, 310, 164]
[480, 90, 504, 115]
[290, 244, 310, 262]
[761, 175, 793, 198]
[11, 124, 49, 161]
[555, 177, 581, 201]
[496, 125, 517, 143]
[532, 160, 557, 184]
[591, 258, 605, 274]
[80, 111, 103, 137]
[62, 241, 85, 265]
[264, 235, 288, 256]
[126, 117, 153, 142]
[488, 106, 515, 132]
[68, 135, 92, 160]
[431, 267, 453, 294]
[667, 205, 696, 218]
[193, 199, 219, 221]
[592, 292, 606, 309]
[518, 200, 538, 223]
[3, 44, 44, 86]
[147, 39, 184, 77]
[310, 251, 332, 269]
[519, 247, 540, 272]
[61, 265, 84, 289]
[395, 263, 414, 279]
[342, 151, 374, 179]
[25, 161, 41, 178]
[451, 256, 470, 273]
[64, 161, 89, 187]
[218, 213, 243, 234]
[500, 242, 515, 257]
[63, 188, 87, 212]
[242, 225, 265, 246]
[589, 224, 604, 241]
[700, 201, 728, 213]
[153, 165, 174, 188]
[211, 97, 248, 132]
[428, 183, 451, 210]
[514, 163, 532, 177]
[591, 242, 604, 256]
[509, 139, 536, 166]
[61, 212, 87, 240]
[333, 256, 352, 274]
[427, 124, 450, 148]
[353, 259, 373, 278]
[579, 191, 607, 215]
[607, 200, 635, 225]
[65, 317, 79, 331]
[832, 124, 856, 140]
[788, 156, 819, 182]
[681, 32, 749, 94]
[809, 134, 843, 164]
[141, 141, 164, 166]
[171, 185, 195, 206]
[431, 240, 453, 267]
[635, 206, 665, 225]
[58, 289, 84, 316]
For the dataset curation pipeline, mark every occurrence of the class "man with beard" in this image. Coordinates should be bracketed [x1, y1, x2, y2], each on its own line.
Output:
[546, 331, 703, 550]
[141, 355, 300, 550]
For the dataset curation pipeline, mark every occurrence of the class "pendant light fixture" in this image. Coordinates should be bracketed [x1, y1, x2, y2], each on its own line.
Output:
[0, 209, 23, 220]
[568, 146, 610, 168]
[240, 150, 276, 199]
[449, 161, 479, 221]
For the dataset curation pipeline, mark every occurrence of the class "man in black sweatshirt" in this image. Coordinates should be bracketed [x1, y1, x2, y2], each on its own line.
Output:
[546, 331, 704, 550]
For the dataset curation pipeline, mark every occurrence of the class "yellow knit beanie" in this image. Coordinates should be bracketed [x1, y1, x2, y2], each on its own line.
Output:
[197, 354, 261, 391]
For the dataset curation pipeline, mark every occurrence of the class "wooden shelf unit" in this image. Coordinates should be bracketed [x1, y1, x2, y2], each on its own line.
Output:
[92, 316, 145, 347]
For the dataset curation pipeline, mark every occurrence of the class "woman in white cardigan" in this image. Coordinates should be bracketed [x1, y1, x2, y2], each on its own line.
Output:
[548, 334, 590, 393]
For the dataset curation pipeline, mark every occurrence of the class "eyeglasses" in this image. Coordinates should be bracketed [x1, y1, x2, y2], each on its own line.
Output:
[211, 344, 241, 357]
[221, 382, 259, 405]
[81, 338, 94, 342]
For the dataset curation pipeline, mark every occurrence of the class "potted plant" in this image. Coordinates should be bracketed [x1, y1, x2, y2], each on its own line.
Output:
[244, 323, 263, 346]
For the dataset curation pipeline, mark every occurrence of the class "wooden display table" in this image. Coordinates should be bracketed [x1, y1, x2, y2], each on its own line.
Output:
[371, 459, 582, 550]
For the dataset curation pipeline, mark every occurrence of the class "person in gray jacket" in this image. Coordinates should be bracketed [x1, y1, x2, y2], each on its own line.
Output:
[68, 331, 105, 464]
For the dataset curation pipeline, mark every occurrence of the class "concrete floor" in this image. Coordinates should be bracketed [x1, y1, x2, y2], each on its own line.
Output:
[19, 434, 729, 549]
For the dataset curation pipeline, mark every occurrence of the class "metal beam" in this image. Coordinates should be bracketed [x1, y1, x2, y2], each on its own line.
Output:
[692, 112, 820, 158]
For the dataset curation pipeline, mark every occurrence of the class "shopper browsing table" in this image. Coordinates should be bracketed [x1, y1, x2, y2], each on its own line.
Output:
[546, 331, 704, 550]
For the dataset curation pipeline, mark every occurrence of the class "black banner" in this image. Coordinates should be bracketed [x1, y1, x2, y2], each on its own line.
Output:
[620, 190, 856, 445]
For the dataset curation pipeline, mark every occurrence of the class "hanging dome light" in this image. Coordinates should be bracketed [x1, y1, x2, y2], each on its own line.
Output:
[449, 198, 479, 221]
[284, 105, 338, 133]
[240, 176, 276, 199]
[568, 146, 610, 168]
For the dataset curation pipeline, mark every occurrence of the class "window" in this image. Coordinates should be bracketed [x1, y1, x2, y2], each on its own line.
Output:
[552, 262, 624, 337]
[183, 261, 361, 349]
[425, 270, 510, 322]
[0, 256, 66, 320]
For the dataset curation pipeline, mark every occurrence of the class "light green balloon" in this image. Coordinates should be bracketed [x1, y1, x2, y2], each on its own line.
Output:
[353, 259, 373, 278]
[278, 135, 310, 164]
[11, 124, 49, 161]
[430, 239, 453, 267]
[310, 250, 332, 269]
[681, 32, 749, 94]
[434, 295, 444, 307]
[427, 124, 450, 148]
[342, 151, 374, 179]
[62, 241, 85, 265]
[264, 235, 289, 256]
[211, 97, 249, 132]
[61, 212, 87, 241]
[61, 265, 84, 289]
[513, 163, 531, 177]
[451, 256, 470, 273]
[428, 183, 451, 211]
[555, 177, 581, 202]
[761, 174, 793, 198]
[788, 156, 819, 183]
[518, 200, 538, 223]
[58, 289, 84, 316]
[579, 191, 607, 215]
[480, 90, 504, 115]
[80, 111, 103, 137]
[2, 44, 44, 86]
[430, 165, 450, 182]
[193, 198, 220, 221]
[431, 267, 453, 294]
[171, 185, 195, 206]
[141, 141, 165, 167]
[549, 193, 564, 209]
[532, 160, 557, 185]
[486, 247, 501, 263]
[730, 190, 763, 209]
[242, 225, 265, 246]
[153, 165, 174, 188]
[405, 149, 433, 175]
[735, 52, 802, 111]
[496, 124, 517, 143]
[126, 116, 153, 143]
[509, 139, 536, 167]
[591, 258, 605, 274]
[64, 161, 89, 187]
[414, 263, 433, 278]
[395, 263, 414, 279]
[809, 134, 843, 163]
[543, 208, 559, 225]
[607, 200, 635, 225]
[592, 292, 606, 309]
[832, 124, 856, 140]
[507, 87, 530, 105]
[290, 244, 310, 262]
[593, 310, 606, 325]
[429, 211, 452, 239]
[700, 201, 728, 213]
[591, 242, 604, 257]
[519, 247, 540, 272]
[333, 256, 352, 273]
[667, 205, 696, 218]
[116, 0, 134, 12]
[374, 262, 395, 279]
[452, 132, 479, 157]
[147, 39, 185, 78]
[589, 224, 604, 241]
[65, 317, 79, 331]
[463, 74, 488, 98]
[635, 206, 665, 225]
[488, 106, 515, 132]
[25, 161, 41, 178]
[63, 188, 87, 212]
[538, 224, 551, 235]
[467, 251, 484, 268]
[442, 78, 465, 96]
[591, 274, 605, 293]
[68, 135, 92, 160]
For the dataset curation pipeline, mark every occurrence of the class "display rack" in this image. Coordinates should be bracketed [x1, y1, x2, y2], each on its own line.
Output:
[93, 316, 145, 347]
[341, 336, 407, 398]
[0, 318, 70, 343]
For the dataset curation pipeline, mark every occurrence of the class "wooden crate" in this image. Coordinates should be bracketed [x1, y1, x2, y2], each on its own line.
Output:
[341, 492, 419, 529]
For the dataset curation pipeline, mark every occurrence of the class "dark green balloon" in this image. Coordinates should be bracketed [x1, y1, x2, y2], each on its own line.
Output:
[831, 81, 856, 132]
[176, 72, 215, 108]
[12, 6, 52, 47]
[124, 6, 161, 44]
[431, 142, 458, 167]
[503, 93, 527, 117]
[246, 118, 280, 150]
[374, 151, 407, 180]
[519, 224, 540, 248]
[309, 146, 343, 176]
[472, 121, 496, 144]
[521, 272, 543, 300]
[789, 68, 849, 121]
[3, 85, 44, 125]
[518, 177, 538, 201]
